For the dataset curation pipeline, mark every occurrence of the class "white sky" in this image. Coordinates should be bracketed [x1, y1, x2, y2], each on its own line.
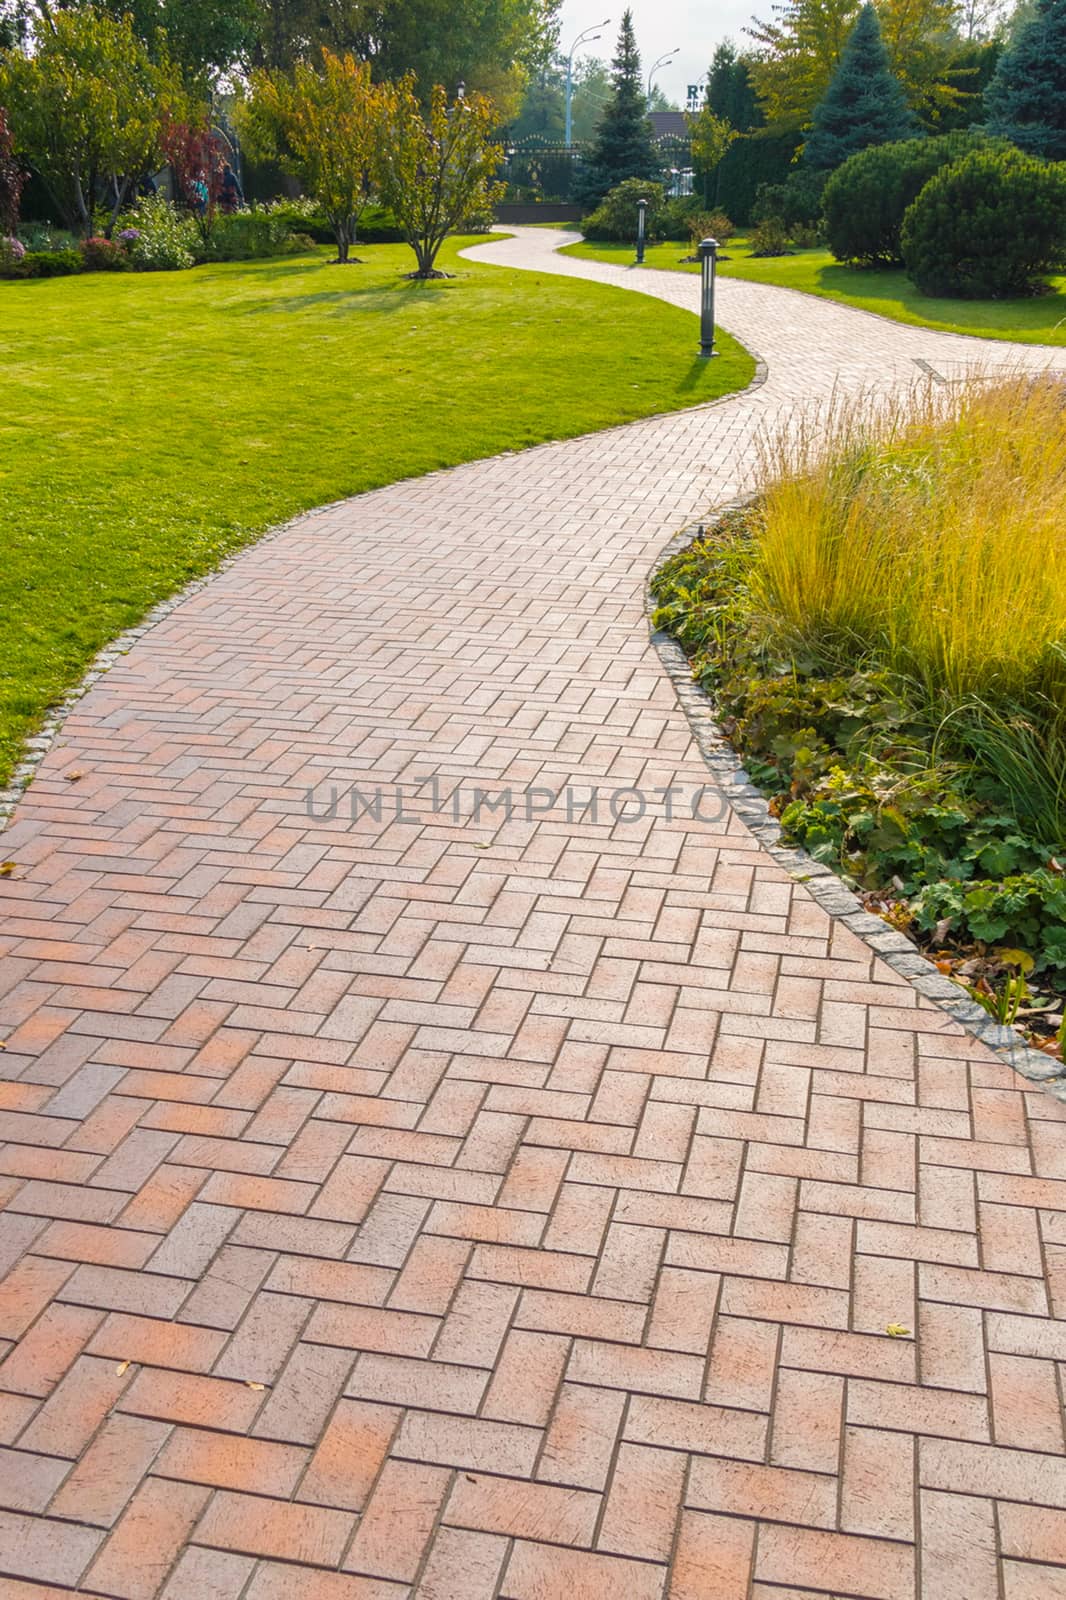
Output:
[556, 1, 757, 107]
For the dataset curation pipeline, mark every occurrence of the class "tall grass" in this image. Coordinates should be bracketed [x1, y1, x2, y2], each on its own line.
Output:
[751, 375, 1066, 710]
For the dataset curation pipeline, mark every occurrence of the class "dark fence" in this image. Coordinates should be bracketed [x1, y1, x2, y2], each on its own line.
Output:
[493, 202, 582, 225]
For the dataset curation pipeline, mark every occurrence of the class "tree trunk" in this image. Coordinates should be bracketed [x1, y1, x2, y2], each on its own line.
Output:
[106, 176, 130, 240]
[335, 224, 349, 264]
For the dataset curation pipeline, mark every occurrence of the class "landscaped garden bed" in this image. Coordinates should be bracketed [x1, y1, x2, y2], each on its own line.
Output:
[651, 375, 1066, 1059]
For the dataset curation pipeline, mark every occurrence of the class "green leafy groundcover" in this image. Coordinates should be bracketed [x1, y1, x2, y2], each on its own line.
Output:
[651, 510, 1066, 1049]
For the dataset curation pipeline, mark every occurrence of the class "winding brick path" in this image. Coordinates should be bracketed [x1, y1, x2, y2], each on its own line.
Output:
[3, 230, 1066, 1599]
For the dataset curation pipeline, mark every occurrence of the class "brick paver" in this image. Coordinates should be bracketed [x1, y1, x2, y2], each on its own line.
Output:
[3, 227, 1066, 1597]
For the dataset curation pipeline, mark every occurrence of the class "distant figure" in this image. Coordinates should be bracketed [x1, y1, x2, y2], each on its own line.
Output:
[220, 164, 244, 213]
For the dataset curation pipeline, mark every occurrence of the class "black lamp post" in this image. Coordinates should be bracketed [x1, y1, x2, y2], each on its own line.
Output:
[698, 236, 718, 357]
[636, 197, 647, 265]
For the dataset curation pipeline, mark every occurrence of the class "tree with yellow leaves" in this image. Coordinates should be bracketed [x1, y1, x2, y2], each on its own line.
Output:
[240, 49, 381, 263]
[374, 79, 504, 279]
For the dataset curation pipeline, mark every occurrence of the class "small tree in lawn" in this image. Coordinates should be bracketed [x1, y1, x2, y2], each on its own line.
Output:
[0, 9, 164, 237]
[985, 0, 1066, 161]
[805, 4, 916, 171]
[576, 10, 661, 208]
[375, 79, 504, 280]
[161, 116, 229, 243]
[0, 106, 24, 236]
[241, 50, 381, 264]
[687, 104, 737, 206]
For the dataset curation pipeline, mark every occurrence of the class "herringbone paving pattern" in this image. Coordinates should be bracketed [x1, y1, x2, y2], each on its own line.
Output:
[2, 229, 1066, 1598]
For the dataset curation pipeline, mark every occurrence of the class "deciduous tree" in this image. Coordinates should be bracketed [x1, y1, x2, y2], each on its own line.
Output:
[0, 8, 165, 235]
[241, 49, 381, 263]
[375, 78, 504, 278]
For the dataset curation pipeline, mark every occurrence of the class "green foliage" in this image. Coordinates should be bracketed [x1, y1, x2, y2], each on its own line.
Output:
[651, 499, 1066, 992]
[241, 50, 381, 263]
[375, 80, 504, 277]
[199, 209, 305, 260]
[582, 178, 666, 242]
[805, 5, 916, 171]
[128, 195, 197, 271]
[913, 872, 1066, 981]
[712, 132, 801, 224]
[707, 41, 761, 131]
[753, 167, 827, 227]
[750, 216, 791, 254]
[0, 246, 82, 278]
[985, 0, 1066, 160]
[575, 10, 661, 208]
[823, 131, 989, 264]
[0, 9, 167, 237]
[901, 145, 1066, 297]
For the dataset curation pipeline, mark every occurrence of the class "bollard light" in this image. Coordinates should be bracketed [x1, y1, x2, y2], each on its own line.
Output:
[636, 198, 647, 265]
[698, 236, 718, 357]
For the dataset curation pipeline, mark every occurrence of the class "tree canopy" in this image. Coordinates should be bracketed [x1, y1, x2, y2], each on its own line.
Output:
[984, 0, 1066, 159]
[0, 7, 169, 234]
[805, 4, 916, 168]
[576, 9, 660, 207]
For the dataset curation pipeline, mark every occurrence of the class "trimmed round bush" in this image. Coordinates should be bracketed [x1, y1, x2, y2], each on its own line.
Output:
[582, 178, 666, 242]
[824, 133, 989, 266]
[901, 147, 1066, 298]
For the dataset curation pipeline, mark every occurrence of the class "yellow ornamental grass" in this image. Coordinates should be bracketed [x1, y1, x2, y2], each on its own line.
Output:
[751, 374, 1066, 709]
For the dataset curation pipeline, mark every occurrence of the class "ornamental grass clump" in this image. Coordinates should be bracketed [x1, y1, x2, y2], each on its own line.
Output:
[651, 374, 1066, 1035]
[751, 374, 1066, 710]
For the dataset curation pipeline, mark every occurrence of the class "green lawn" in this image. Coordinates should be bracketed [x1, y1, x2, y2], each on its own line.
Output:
[561, 235, 1066, 346]
[0, 237, 753, 787]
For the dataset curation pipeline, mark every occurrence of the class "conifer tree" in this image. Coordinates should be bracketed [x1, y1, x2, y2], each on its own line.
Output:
[804, 4, 916, 170]
[984, 0, 1066, 160]
[576, 9, 660, 207]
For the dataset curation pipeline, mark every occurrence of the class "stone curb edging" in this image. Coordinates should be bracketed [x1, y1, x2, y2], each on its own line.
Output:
[647, 510, 1066, 1103]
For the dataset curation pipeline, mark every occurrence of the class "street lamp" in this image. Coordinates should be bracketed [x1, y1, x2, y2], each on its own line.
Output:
[636, 197, 647, 264]
[647, 48, 679, 106]
[565, 20, 609, 148]
[698, 237, 719, 357]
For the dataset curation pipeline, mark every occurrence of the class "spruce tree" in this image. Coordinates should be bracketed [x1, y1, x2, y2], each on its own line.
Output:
[985, 0, 1066, 161]
[804, 4, 916, 172]
[576, 10, 661, 208]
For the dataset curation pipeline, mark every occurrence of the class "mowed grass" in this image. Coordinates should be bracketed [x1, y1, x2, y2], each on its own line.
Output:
[561, 235, 1066, 346]
[0, 236, 753, 785]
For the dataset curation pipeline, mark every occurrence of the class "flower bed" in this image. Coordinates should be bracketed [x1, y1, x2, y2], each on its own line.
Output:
[652, 377, 1066, 1057]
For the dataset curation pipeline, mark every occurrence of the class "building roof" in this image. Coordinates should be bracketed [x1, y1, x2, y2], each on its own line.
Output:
[649, 111, 689, 140]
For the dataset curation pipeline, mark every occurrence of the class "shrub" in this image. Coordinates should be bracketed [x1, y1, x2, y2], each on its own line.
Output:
[117, 227, 141, 249]
[649, 375, 1066, 1018]
[80, 235, 129, 271]
[1, 247, 83, 278]
[201, 209, 300, 261]
[128, 195, 197, 272]
[823, 133, 990, 265]
[901, 147, 1066, 297]
[0, 234, 25, 264]
[753, 168, 826, 229]
[687, 209, 735, 248]
[659, 196, 700, 241]
[16, 222, 78, 253]
[749, 216, 790, 255]
[582, 178, 666, 242]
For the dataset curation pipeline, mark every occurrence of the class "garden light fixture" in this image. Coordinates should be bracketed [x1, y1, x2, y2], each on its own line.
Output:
[636, 197, 647, 264]
[698, 237, 718, 357]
